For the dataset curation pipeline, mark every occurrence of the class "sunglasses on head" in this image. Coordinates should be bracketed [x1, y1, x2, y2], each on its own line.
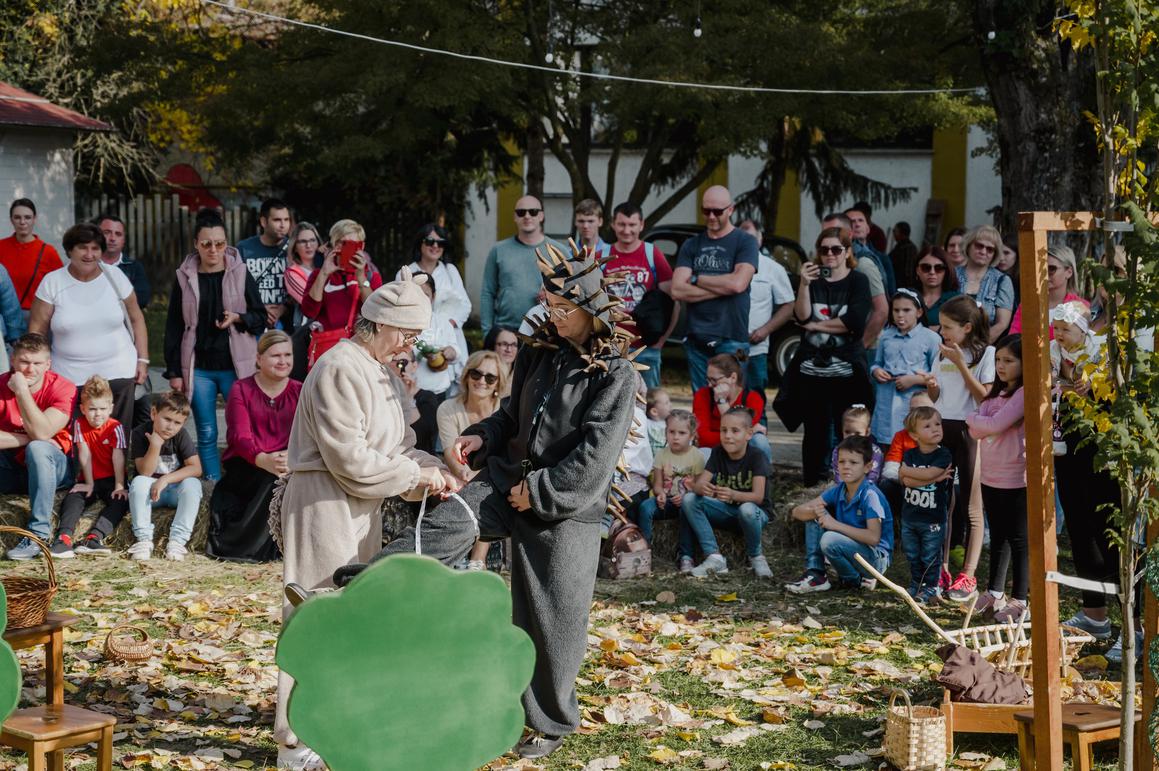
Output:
[701, 206, 731, 217]
[422, 237, 448, 248]
[515, 208, 542, 218]
[818, 245, 845, 256]
[918, 262, 946, 273]
[468, 368, 498, 385]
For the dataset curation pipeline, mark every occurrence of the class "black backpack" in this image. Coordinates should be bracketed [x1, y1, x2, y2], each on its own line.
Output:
[601, 242, 674, 346]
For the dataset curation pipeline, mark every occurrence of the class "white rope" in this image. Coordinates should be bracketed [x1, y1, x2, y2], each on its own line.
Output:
[413, 489, 478, 556]
[201, 0, 982, 97]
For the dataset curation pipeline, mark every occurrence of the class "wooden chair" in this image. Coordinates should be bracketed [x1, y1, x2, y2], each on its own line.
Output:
[1013, 702, 1139, 771]
[0, 703, 116, 771]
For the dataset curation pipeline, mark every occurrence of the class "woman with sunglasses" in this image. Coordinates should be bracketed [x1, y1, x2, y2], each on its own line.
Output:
[912, 246, 960, 332]
[392, 347, 439, 454]
[774, 226, 873, 486]
[954, 225, 1015, 342]
[1008, 245, 1086, 337]
[163, 209, 265, 480]
[396, 224, 472, 331]
[437, 351, 509, 569]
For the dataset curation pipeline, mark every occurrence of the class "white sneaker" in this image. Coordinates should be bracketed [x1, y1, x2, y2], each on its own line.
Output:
[128, 540, 154, 561]
[750, 555, 772, 578]
[677, 556, 694, 574]
[861, 577, 878, 591]
[465, 560, 485, 571]
[165, 542, 188, 561]
[277, 743, 326, 770]
[6, 538, 41, 561]
[690, 553, 728, 578]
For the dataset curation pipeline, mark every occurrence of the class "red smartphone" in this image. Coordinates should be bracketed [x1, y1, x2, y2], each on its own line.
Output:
[338, 240, 364, 272]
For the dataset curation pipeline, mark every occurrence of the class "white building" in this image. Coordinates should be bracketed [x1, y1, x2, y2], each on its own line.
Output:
[0, 81, 112, 247]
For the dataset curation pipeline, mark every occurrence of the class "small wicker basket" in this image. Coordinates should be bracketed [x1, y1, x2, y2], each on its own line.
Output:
[104, 624, 153, 663]
[884, 689, 946, 771]
[0, 526, 57, 629]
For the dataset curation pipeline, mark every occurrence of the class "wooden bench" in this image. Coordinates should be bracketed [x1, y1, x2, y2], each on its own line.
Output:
[0, 704, 116, 771]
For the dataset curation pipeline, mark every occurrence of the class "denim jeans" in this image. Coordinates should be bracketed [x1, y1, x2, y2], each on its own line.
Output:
[631, 496, 682, 543]
[901, 518, 945, 593]
[819, 529, 891, 584]
[681, 492, 768, 558]
[746, 353, 769, 410]
[0, 441, 71, 540]
[683, 339, 749, 393]
[635, 346, 663, 389]
[192, 368, 238, 480]
[129, 476, 203, 546]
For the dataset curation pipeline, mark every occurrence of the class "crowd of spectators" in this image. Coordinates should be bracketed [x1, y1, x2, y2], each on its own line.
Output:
[0, 190, 1136, 661]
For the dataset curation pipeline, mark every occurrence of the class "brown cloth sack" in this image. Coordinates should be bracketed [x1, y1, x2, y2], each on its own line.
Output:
[935, 643, 1030, 705]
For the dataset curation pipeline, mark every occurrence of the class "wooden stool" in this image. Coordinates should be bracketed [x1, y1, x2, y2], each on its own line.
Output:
[0, 704, 116, 771]
[1013, 702, 1138, 771]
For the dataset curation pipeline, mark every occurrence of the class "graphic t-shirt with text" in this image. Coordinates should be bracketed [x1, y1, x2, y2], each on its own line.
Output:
[705, 444, 770, 494]
[675, 229, 759, 343]
[603, 243, 673, 337]
[900, 446, 953, 524]
[236, 235, 288, 306]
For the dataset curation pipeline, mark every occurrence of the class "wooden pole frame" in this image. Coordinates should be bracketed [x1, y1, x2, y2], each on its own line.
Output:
[1018, 211, 1156, 770]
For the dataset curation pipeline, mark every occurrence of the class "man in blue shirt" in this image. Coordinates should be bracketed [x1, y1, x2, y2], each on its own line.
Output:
[480, 196, 564, 338]
[845, 207, 895, 297]
[236, 198, 292, 331]
[670, 186, 758, 391]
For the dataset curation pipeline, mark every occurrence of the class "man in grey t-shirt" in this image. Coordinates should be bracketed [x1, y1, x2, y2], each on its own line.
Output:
[670, 186, 758, 391]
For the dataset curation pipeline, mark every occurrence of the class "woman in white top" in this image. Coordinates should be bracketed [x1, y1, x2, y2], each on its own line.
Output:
[395, 224, 471, 328]
[413, 271, 466, 398]
[29, 223, 148, 428]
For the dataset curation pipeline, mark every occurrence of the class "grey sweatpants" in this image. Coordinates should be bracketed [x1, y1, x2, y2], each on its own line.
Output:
[373, 474, 601, 737]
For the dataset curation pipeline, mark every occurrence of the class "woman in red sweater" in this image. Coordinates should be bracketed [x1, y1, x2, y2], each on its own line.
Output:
[207, 330, 302, 562]
[691, 353, 771, 462]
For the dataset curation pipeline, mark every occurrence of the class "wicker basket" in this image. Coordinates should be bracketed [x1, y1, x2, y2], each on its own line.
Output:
[0, 526, 56, 629]
[104, 624, 153, 663]
[884, 689, 946, 770]
[942, 623, 1094, 678]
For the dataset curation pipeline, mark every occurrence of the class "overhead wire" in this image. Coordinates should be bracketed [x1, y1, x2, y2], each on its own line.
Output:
[200, 0, 984, 97]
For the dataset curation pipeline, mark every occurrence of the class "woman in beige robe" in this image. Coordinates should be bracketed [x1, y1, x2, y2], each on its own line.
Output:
[274, 269, 456, 769]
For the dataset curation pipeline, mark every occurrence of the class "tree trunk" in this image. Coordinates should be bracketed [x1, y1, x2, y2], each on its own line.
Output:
[526, 120, 545, 201]
[973, 1, 1101, 234]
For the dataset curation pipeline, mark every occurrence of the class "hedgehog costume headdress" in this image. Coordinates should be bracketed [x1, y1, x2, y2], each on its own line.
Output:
[519, 238, 651, 376]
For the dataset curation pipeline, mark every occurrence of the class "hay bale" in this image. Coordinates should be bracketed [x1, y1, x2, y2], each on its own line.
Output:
[0, 489, 212, 556]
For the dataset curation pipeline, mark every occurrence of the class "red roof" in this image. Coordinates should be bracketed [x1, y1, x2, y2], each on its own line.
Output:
[0, 81, 112, 132]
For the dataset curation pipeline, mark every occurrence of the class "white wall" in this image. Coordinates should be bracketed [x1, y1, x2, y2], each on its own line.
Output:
[0, 128, 76, 248]
[965, 125, 1002, 230]
[797, 150, 933, 256]
[462, 183, 498, 322]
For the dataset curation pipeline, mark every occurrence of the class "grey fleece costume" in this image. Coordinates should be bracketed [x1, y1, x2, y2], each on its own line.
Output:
[372, 339, 637, 736]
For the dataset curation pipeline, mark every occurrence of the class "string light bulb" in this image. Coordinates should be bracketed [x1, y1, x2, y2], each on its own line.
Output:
[693, 16, 702, 38]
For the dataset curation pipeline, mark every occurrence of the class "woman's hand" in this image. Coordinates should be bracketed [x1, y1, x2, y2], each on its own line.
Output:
[419, 466, 448, 493]
[168, 377, 184, 392]
[872, 368, 893, 384]
[319, 250, 339, 278]
[508, 481, 532, 512]
[351, 251, 369, 279]
[439, 469, 463, 495]
[800, 262, 820, 285]
[256, 451, 289, 477]
[452, 435, 483, 466]
[216, 310, 240, 330]
[135, 360, 149, 385]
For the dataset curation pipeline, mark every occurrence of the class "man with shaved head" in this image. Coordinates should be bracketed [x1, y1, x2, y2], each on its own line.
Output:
[670, 185, 759, 390]
[480, 195, 564, 337]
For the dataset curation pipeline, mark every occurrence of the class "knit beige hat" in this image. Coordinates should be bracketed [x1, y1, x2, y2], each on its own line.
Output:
[360, 267, 431, 329]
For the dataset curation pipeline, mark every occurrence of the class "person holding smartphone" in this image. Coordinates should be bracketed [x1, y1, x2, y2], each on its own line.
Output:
[773, 226, 873, 485]
[163, 209, 266, 481]
[299, 219, 383, 332]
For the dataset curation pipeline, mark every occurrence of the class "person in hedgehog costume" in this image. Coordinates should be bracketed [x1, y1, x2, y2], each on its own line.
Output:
[327, 241, 642, 760]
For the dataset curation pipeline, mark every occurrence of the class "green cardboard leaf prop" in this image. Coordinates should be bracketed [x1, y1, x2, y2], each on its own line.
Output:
[277, 554, 535, 770]
[0, 585, 20, 720]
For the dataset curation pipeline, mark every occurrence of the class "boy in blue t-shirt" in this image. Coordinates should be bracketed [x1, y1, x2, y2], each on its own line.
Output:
[785, 435, 893, 593]
[898, 405, 954, 604]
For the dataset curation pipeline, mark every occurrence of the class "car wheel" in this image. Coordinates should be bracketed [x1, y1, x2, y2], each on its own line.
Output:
[771, 329, 800, 383]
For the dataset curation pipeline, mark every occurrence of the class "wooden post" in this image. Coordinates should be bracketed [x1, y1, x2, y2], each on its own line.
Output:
[1018, 212, 1062, 770]
[1141, 514, 1159, 770]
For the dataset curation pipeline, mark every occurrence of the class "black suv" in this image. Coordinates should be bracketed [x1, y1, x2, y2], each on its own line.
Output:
[642, 224, 805, 383]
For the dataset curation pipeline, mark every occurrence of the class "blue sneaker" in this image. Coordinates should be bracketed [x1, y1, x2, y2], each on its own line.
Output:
[915, 586, 941, 606]
[1062, 611, 1113, 641]
[1106, 629, 1144, 665]
[6, 537, 40, 561]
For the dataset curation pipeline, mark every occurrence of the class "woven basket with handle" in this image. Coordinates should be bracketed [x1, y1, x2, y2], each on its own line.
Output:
[884, 689, 946, 771]
[104, 624, 153, 663]
[0, 526, 56, 629]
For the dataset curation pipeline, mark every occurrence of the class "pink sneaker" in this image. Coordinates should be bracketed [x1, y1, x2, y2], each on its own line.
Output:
[973, 592, 1006, 618]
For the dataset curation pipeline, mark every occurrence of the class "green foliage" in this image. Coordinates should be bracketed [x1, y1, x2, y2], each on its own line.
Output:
[277, 554, 535, 770]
